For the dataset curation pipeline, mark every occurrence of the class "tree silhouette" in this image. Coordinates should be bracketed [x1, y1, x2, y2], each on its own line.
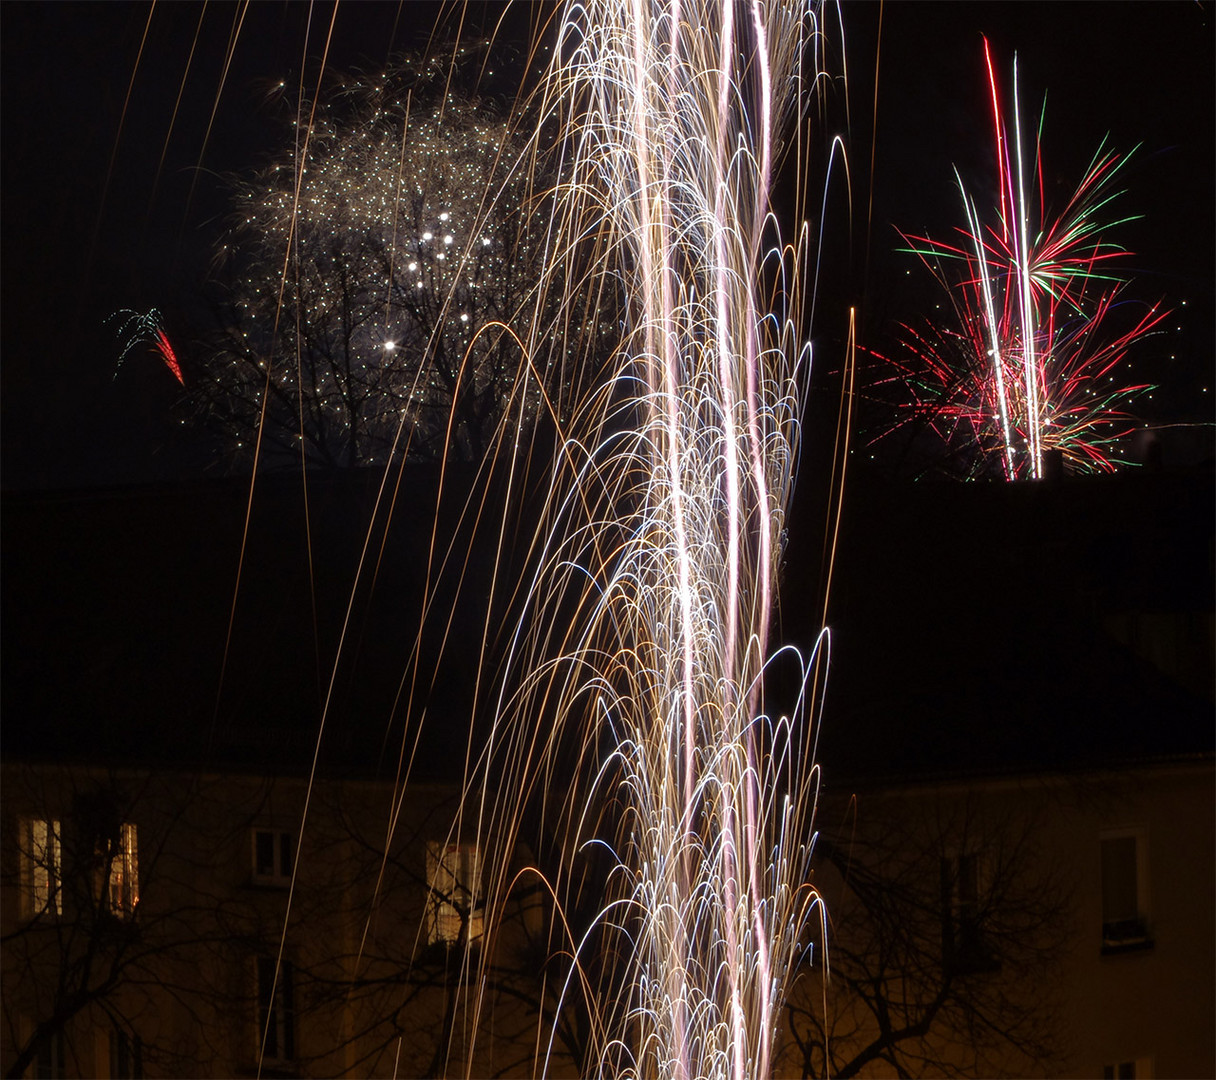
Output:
[192, 52, 564, 470]
[780, 792, 1071, 1078]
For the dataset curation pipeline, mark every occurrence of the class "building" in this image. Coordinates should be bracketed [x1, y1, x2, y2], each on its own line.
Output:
[2, 470, 575, 1078]
[4, 462, 1212, 1077]
[773, 461, 1214, 1078]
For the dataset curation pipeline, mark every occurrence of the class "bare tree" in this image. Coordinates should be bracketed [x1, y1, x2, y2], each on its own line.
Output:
[191, 50, 567, 470]
[1, 759, 608, 1079]
[2, 767, 247, 1078]
[779, 791, 1072, 1079]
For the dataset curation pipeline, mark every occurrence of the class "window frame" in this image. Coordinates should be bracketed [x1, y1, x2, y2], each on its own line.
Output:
[940, 849, 999, 975]
[250, 828, 295, 888]
[19, 817, 62, 920]
[425, 840, 483, 947]
[255, 956, 296, 1064]
[1100, 827, 1152, 954]
[103, 822, 140, 918]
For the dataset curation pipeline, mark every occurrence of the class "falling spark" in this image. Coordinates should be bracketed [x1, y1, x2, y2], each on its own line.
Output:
[110, 307, 185, 384]
[461, 3, 830, 1077]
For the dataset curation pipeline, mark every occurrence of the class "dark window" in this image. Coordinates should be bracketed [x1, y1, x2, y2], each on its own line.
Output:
[111, 1027, 143, 1079]
[34, 1028, 65, 1079]
[941, 853, 998, 975]
[1101, 833, 1152, 953]
[256, 957, 295, 1061]
[252, 830, 294, 887]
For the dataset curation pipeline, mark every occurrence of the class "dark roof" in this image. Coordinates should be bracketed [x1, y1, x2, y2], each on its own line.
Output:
[779, 461, 1215, 786]
[4, 462, 1213, 786]
[2, 466, 498, 780]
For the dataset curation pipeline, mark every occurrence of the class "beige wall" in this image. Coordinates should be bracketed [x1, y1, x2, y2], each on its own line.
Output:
[6, 758, 1210, 1078]
[774, 760, 1214, 1079]
[1, 762, 561, 1078]
[1051, 763, 1214, 1079]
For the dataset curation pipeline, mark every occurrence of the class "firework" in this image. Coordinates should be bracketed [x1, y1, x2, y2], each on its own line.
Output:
[196, 55, 571, 468]
[164, 5, 834, 1075]
[111, 307, 185, 385]
[461, 3, 829, 1077]
[869, 40, 1166, 480]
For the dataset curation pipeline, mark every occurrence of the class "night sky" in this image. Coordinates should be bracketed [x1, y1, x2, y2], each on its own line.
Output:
[2, 1, 1212, 490]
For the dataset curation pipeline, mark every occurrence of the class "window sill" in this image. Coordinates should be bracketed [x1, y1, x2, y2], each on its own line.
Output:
[1100, 937, 1154, 956]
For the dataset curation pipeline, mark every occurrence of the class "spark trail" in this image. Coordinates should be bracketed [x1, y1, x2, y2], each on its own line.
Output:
[466, 3, 828, 1077]
[110, 307, 185, 384]
[869, 40, 1166, 480]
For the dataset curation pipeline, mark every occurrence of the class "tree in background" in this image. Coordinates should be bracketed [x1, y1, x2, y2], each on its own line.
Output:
[1, 763, 597, 1079]
[780, 793, 1070, 1078]
[192, 49, 569, 469]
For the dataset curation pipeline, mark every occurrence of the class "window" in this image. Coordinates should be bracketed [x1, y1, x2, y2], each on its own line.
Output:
[1104, 1057, 1153, 1079]
[941, 852, 998, 974]
[256, 957, 295, 1062]
[34, 1026, 65, 1079]
[110, 1026, 143, 1079]
[1101, 830, 1151, 953]
[251, 829, 294, 888]
[19, 818, 62, 919]
[102, 823, 139, 916]
[425, 841, 483, 947]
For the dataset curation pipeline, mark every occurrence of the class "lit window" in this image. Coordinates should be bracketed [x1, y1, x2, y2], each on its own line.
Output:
[19, 818, 62, 918]
[425, 841, 483, 947]
[104, 823, 139, 916]
[256, 957, 295, 1062]
[1101, 831, 1151, 952]
[252, 830, 294, 888]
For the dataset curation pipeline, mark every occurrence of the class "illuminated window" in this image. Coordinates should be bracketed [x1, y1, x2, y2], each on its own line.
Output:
[256, 957, 295, 1062]
[1101, 831, 1151, 952]
[19, 817, 62, 919]
[425, 841, 483, 947]
[251, 829, 294, 888]
[103, 823, 139, 916]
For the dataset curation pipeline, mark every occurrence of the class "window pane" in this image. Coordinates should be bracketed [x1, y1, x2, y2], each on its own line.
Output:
[279, 832, 293, 879]
[256, 957, 294, 1060]
[109, 824, 139, 914]
[112, 1027, 144, 1080]
[426, 841, 482, 945]
[255, 832, 275, 877]
[27, 819, 62, 917]
[1101, 837, 1138, 923]
[257, 957, 278, 1059]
